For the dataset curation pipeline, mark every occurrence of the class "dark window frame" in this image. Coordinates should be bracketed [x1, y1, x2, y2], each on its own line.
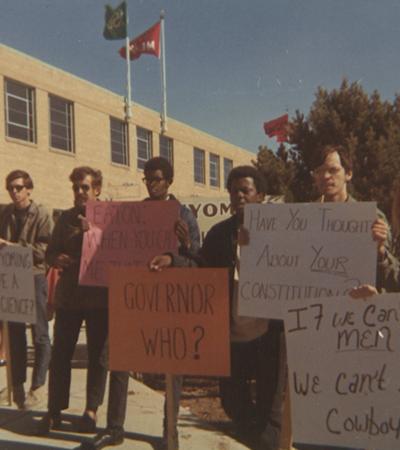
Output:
[137, 126, 153, 170]
[159, 135, 174, 166]
[110, 117, 129, 166]
[209, 153, 220, 187]
[223, 157, 233, 189]
[49, 94, 75, 153]
[4, 78, 36, 143]
[193, 147, 205, 184]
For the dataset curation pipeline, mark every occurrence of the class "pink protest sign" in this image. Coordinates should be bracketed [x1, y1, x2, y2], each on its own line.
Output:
[79, 200, 179, 287]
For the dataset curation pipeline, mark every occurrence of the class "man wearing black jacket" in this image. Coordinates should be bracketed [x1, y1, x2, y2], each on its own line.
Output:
[83, 157, 200, 450]
[151, 165, 283, 450]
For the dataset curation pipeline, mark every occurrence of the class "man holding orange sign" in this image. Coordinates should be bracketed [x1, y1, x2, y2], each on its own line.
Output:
[151, 165, 283, 450]
[82, 157, 200, 450]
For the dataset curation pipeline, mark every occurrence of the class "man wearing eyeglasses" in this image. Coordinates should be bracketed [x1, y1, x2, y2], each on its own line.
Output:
[143, 157, 200, 448]
[312, 145, 354, 203]
[143, 157, 199, 252]
[294, 146, 389, 450]
[83, 157, 200, 450]
[312, 144, 389, 250]
[0, 170, 52, 410]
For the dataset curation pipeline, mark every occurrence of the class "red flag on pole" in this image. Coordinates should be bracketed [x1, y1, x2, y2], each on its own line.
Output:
[263, 114, 288, 142]
[119, 21, 161, 60]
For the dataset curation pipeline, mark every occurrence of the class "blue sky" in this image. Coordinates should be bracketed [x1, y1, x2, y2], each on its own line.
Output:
[1, 0, 400, 153]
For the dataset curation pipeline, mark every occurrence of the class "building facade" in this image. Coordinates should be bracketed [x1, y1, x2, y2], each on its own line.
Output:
[0, 44, 254, 213]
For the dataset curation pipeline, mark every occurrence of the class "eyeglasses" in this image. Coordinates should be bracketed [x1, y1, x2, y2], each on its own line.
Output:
[313, 167, 342, 177]
[72, 184, 91, 193]
[7, 185, 25, 193]
[142, 176, 165, 184]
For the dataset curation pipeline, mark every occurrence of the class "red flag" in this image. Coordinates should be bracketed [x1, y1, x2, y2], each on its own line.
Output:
[263, 114, 288, 142]
[119, 21, 161, 60]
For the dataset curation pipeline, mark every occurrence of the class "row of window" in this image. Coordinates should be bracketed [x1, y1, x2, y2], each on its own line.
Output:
[4, 78, 232, 188]
[193, 148, 233, 188]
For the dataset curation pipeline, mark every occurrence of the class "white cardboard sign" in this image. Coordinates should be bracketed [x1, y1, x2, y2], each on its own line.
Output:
[239, 202, 377, 319]
[283, 293, 400, 450]
[0, 245, 35, 323]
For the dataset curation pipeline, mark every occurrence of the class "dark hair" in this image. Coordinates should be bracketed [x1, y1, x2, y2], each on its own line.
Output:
[227, 165, 266, 194]
[144, 157, 173, 183]
[6, 170, 33, 190]
[69, 166, 103, 189]
[312, 145, 353, 173]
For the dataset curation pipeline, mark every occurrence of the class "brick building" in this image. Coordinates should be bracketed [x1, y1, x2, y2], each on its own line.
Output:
[0, 44, 254, 213]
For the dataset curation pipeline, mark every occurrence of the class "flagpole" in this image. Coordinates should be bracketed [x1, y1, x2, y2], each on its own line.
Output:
[160, 10, 167, 133]
[125, 6, 132, 120]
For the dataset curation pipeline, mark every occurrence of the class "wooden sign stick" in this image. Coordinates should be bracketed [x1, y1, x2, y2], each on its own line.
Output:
[166, 373, 179, 450]
[3, 321, 12, 406]
[278, 331, 294, 450]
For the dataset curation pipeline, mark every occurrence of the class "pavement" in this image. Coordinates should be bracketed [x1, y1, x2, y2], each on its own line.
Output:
[0, 356, 251, 450]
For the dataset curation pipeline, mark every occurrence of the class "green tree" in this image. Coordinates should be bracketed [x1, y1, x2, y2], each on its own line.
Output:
[257, 79, 400, 216]
[253, 143, 295, 201]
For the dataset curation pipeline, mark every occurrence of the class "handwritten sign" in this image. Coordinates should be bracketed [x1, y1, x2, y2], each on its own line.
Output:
[108, 267, 230, 376]
[0, 245, 35, 323]
[79, 200, 179, 287]
[239, 202, 377, 319]
[283, 293, 400, 450]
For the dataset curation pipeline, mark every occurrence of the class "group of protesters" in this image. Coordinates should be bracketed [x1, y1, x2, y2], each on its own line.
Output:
[0, 144, 399, 450]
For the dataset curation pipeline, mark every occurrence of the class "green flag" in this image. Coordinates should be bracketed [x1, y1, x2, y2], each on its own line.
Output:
[103, 1, 127, 40]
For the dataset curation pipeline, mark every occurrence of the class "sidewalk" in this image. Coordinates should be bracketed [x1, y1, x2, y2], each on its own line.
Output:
[0, 365, 251, 450]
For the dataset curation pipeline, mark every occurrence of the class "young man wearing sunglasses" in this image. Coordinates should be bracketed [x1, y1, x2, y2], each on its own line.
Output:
[0, 170, 52, 409]
[38, 166, 109, 435]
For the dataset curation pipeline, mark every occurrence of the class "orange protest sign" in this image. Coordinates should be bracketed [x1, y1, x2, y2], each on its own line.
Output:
[79, 200, 179, 287]
[108, 267, 230, 376]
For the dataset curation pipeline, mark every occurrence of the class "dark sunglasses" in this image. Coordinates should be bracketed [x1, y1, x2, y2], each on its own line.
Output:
[72, 184, 91, 193]
[7, 185, 25, 193]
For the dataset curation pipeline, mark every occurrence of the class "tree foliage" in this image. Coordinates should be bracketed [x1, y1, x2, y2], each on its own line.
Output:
[253, 144, 295, 201]
[256, 79, 400, 217]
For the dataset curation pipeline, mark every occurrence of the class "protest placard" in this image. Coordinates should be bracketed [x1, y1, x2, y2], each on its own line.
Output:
[108, 267, 230, 376]
[79, 200, 179, 287]
[239, 202, 377, 319]
[0, 245, 35, 323]
[283, 293, 400, 450]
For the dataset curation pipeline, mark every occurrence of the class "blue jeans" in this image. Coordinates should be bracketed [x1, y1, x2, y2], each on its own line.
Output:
[9, 273, 51, 389]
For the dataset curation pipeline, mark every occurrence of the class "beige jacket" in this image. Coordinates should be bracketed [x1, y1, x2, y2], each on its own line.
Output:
[0, 200, 52, 274]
